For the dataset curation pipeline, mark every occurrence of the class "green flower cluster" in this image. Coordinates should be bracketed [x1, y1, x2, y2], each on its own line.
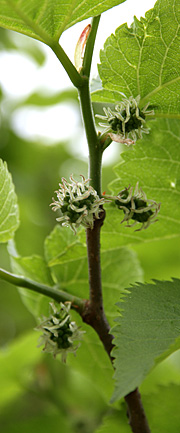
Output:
[97, 95, 154, 145]
[50, 316, 73, 350]
[109, 105, 145, 134]
[108, 183, 160, 231]
[51, 175, 107, 233]
[50, 177, 160, 234]
[36, 302, 84, 362]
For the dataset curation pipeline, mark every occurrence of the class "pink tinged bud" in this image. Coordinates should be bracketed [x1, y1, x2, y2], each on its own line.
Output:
[74, 24, 91, 72]
[108, 132, 135, 146]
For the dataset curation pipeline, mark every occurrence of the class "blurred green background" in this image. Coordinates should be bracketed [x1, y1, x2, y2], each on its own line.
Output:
[0, 28, 180, 433]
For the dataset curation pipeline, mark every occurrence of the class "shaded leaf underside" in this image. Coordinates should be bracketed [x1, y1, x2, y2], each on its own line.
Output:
[93, 0, 180, 247]
[9, 224, 143, 401]
[93, 0, 180, 116]
[0, 0, 126, 43]
[44, 225, 143, 326]
[102, 117, 180, 247]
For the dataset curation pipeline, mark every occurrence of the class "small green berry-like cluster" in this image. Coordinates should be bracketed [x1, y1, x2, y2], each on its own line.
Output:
[60, 190, 96, 224]
[51, 175, 107, 233]
[106, 183, 160, 231]
[115, 188, 154, 224]
[109, 106, 146, 135]
[48, 316, 73, 349]
[97, 95, 154, 144]
[36, 302, 84, 362]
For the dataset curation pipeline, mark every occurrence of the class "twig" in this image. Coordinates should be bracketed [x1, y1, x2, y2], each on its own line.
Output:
[82, 212, 114, 359]
[125, 388, 151, 433]
[0, 267, 85, 314]
[81, 213, 151, 433]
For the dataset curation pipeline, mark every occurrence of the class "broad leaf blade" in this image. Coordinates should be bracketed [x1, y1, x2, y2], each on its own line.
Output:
[0, 331, 42, 410]
[111, 279, 180, 402]
[95, 384, 180, 433]
[0, 159, 19, 242]
[43, 224, 143, 399]
[94, 409, 131, 433]
[44, 225, 87, 267]
[14, 88, 78, 108]
[67, 322, 114, 403]
[140, 350, 180, 395]
[93, 0, 180, 115]
[0, 0, 126, 43]
[102, 117, 180, 247]
[10, 254, 54, 317]
[44, 225, 143, 325]
[7, 223, 143, 401]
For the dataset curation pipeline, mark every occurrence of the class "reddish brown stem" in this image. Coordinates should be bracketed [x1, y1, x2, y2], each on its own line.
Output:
[125, 388, 151, 433]
[82, 210, 114, 360]
[81, 211, 151, 433]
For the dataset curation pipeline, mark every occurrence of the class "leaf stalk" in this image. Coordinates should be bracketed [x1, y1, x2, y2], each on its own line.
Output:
[50, 42, 84, 88]
[0, 267, 85, 314]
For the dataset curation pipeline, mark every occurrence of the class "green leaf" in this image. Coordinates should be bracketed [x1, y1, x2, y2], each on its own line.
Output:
[144, 384, 180, 433]
[93, 0, 180, 116]
[111, 278, 180, 402]
[0, 331, 42, 410]
[44, 225, 143, 325]
[2, 414, 73, 433]
[140, 349, 180, 395]
[0, 28, 46, 65]
[102, 117, 180, 246]
[67, 322, 114, 403]
[95, 384, 180, 433]
[44, 225, 87, 268]
[8, 224, 143, 325]
[44, 229, 114, 401]
[43, 224, 143, 400]
[0, 159, 19, 243]
[0, 0, 126, 44]
[14, 88, 78, 108]
[101, 248, 143, 326]
[10, 253, 53, 317]
[2, 415, 73, 433]
[94, 408, 131, 433]
[7, 224, 143, 401]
